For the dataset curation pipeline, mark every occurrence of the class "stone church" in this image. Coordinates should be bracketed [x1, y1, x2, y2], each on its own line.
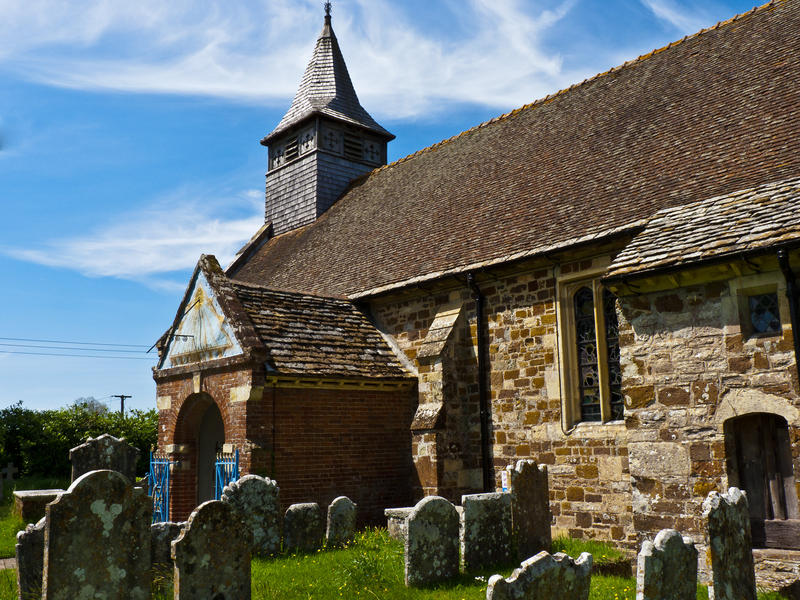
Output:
[154, 0, 800, 585]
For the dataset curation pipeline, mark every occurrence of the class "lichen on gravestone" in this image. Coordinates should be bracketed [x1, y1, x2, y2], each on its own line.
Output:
[508, 459, 551, 561]
[326, 496, 357, 548]
[221, 474, 281, 556]
[404, 496, 460, 587]
[68, 433, 139, 482]
[460, 492, 512, 572]
[487, 550, 593, 600]
[283, 503, 324, 553]
[41, 469, 151, 600]
[172, 500, 251, 600]
[636, 528, 698, 600]
[702, 487, 757, 600]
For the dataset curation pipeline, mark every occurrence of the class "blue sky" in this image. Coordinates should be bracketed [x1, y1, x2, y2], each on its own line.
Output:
[0, 0, 760, 411]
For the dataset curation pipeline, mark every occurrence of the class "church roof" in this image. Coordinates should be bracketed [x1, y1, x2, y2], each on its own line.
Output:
[229, 279, 410, 378]
[262, 11, 393, 145]
[604, 177, 800, 280]
[157, 255, 411, 379]
[234, 0, 800, 298]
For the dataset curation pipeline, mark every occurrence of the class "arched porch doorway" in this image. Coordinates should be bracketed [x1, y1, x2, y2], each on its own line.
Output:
[196, 402, 225, 503]
[171, 393, 227, 516]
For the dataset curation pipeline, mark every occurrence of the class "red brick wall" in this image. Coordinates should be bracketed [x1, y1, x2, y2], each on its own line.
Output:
[156, 366, 416, 524]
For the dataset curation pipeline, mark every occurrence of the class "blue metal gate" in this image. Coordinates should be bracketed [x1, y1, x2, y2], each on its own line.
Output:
[148, 451, 173, 523]
[214, 448, 239, 499]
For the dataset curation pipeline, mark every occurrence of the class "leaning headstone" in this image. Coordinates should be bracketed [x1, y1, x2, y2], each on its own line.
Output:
[69, 433, 140, 482]
[636, 528, 698, 600]
[16, 517, 45, 600]
[284, 503, 324, 553]
[172, 500, 251, 600]
[42, 469, 151, 600]
[405, 496, 460, 587]
[326, 496, 357, 548]
[702, 488, 757, 600]
[461, 492, 512, 571]
[508, 460, 551, 560]
[151, 521, 185, 566]
[487, 551, 593, 600]
[221, 474, 281, 556]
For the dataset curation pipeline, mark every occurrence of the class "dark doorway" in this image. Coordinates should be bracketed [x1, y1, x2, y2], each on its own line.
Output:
[197, 402, 225, 504]
[726, 413, 800, 549]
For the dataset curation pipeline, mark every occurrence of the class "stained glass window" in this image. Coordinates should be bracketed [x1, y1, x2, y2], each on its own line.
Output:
[748, 293, 780, 335]
[574, 286, 601, 421]
[603, 289, 624, 420]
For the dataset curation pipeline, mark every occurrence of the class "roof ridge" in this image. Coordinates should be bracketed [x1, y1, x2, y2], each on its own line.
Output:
[366, 0, 779, 177]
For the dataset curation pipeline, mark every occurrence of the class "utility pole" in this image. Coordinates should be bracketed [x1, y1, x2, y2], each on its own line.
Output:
[112, 394, 132, 418]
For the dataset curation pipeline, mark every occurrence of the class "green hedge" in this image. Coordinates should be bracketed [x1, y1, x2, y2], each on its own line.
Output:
[0, 401, 158, 479]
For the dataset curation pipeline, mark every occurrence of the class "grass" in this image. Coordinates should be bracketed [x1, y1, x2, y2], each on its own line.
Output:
[0, 489, 792, 599]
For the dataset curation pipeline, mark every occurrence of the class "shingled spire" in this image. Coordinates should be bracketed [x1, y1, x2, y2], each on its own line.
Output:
[261, 4, 394, 235]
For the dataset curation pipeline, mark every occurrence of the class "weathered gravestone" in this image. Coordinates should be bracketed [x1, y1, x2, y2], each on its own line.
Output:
[16, 517, 44, 600]
[222, 474, 281, 556]
[508, 459, 551, 560]
[284, 503, 324, 553]
[172, 500, 251, 600]
[151, 521, 184, 566]
[69, 433, 140, 482]
[326, 496, 357, 548]
[461, 492, 512, 571]
[405, 496, 460, 587]
[486, 551, 593, 600]
[636, 528, 698, 600]
[42, 469, 151, 600]
[702, 487, 757, 600]
[385, 507, 412, 541]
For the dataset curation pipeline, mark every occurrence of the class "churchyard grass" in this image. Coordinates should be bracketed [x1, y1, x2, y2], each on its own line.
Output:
[0, 526, 790, 598]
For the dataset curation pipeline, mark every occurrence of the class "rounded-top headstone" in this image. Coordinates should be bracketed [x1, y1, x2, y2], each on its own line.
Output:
[284, 503, 323, 553]
[221, 474, 281, 556]
[172, 500, 251, 600]
[404, 496, 460, 587]
[326, 496, 357, 548]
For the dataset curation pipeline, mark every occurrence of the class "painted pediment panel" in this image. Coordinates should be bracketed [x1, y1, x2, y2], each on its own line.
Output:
[162, 272, 243, 368]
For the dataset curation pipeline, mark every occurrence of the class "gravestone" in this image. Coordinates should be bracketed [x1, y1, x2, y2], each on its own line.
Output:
[508, 460, 551, 560]
[461, 492, 512, 571]
[326, 496, 357, 548]
[486, 551, 593, 600]
[172, 500, 251, 600]
[69, 433, 140, 482]
[636, 528, 698, 600]
[16, 517, 45, 600]
[702, 487, 757, 600]
[221, 474, 281, 556]
[13, 490, 63, 523]
[42, 469, 151, 600]
[404, 496, 460, 587]
[385, 507, 412, 541]
[151, 521, 184, 566]
[284, 503, 324, 553]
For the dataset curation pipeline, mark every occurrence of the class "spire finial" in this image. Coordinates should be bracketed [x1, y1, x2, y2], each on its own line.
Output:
[324, 2, 332, 18]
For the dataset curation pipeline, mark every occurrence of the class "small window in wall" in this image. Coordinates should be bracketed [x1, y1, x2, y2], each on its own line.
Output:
[560, 277, 624, 424]
[747, 292, 781, 335]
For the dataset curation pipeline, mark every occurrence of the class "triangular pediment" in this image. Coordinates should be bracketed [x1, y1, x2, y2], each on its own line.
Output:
[160, 269, 244, 369]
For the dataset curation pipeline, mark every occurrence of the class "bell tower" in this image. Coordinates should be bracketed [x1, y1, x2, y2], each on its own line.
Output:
[261, 3, 394, 236]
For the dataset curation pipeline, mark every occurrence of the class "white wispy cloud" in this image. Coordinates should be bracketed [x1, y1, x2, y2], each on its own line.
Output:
[0, 0, 585, 118]
[2, 185, 263, 290]
[640, 0, 712, 33]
